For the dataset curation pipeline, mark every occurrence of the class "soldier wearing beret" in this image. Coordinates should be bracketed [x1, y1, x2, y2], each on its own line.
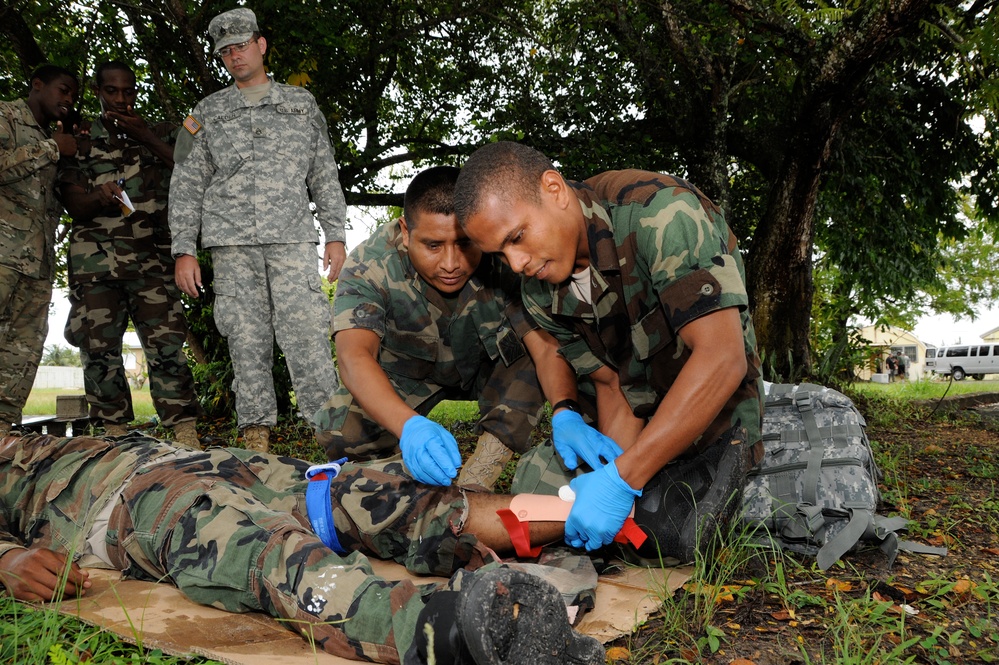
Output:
[169, 8, 345, 452]
[58, 61, 202, 448]
[455, 141, 764, 562]
[0, 65, 79, 437]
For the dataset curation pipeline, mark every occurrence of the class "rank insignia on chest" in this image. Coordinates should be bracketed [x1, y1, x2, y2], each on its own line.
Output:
[183, 115, 202, 136]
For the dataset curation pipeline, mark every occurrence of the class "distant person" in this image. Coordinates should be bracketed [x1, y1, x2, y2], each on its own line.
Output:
[896, 351, 907, 381]
[885, 353, 897, 382]
[169, 8, 346, 452]
[315, 166, 569, 489]
[0, 65, 79, 437]
[58, 61, 201, 448]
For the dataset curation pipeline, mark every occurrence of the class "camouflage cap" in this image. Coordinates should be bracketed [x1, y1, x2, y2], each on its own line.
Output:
[208, 8, 259, 53]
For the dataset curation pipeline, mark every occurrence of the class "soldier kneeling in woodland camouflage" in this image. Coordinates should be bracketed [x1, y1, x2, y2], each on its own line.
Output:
[315, 166, 574, 490]
[0, 432, 603, 665]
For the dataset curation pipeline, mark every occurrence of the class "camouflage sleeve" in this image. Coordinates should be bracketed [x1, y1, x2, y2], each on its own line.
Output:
[0, 457, 27, 559]
[505, 300, 537, 340]
[638, 188, 748, 332]
[0, 534, 27, 562]
[0, 105, 60, 187]
[56, 154, 88, 195]
[168, 110, 212, 257]
[56, 120, 95, 198]
[154, 121, 179, 148]
[331, 253, 389, 337]
[305, 99, 346, 244]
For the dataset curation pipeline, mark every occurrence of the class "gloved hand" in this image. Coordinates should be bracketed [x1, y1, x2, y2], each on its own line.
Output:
[564, 461, 642, 551]
[400, 415, 462, 486]
[551, 409, 623, 471]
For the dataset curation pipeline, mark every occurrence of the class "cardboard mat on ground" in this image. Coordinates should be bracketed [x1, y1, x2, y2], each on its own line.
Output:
[45, 559, 692, 665]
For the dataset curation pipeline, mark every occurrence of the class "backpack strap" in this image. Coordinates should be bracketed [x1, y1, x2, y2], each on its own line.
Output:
[793, 390, 825, 507]
[873, 515, 948, 564]
[814, 511, 949, 570]
[775, 424, 866, 447]
[780, 504, 826, 542]
[816, 508, 871, 570]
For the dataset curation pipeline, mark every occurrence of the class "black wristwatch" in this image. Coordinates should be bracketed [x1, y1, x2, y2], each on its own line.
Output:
[551, 399, 581, 414]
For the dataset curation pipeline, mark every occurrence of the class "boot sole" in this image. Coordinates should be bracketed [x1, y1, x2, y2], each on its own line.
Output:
[458, 568, 604, 665]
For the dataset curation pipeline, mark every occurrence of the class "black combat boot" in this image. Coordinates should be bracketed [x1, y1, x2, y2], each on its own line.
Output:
[405, 567, 605, 665]
[631, 433, 752, 562]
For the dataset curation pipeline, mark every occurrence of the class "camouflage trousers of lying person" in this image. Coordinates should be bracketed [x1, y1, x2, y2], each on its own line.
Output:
[64, 277, 200, 427]
[101, 444, 493, 662]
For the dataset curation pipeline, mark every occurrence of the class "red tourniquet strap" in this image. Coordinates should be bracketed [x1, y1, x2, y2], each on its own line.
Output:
[614, 518, 647, 548]
[497, 508, 542, 558]
[496, 510, 647, 555]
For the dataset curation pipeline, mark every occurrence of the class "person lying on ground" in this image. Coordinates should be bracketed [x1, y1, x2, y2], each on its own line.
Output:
[0, 432, 606, 665]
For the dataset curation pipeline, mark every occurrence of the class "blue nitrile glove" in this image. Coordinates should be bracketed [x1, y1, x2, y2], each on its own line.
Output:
[551, 409, 624, 471]
[400, 415, 462, 486]
[564, 461, 642, 551]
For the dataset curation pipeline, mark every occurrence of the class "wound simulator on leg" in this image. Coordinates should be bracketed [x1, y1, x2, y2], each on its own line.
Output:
[496, 489, 646, 558]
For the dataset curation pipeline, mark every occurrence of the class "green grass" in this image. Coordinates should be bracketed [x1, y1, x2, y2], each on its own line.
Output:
[0, 593, 220, 664]
[426, 400, 480, 426]
[850, 377, 999, 400]
[26, 392, 477, 428]
[24, 388, 157, 421]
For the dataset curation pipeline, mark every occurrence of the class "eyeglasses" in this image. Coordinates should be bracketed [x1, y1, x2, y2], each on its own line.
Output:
[217, 39, 257, 59]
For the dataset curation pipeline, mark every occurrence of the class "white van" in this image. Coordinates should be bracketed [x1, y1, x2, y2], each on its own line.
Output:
[925, 344, 999, 380]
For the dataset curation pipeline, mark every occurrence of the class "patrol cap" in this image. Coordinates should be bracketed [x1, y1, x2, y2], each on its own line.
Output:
[208, 8, 259, 53]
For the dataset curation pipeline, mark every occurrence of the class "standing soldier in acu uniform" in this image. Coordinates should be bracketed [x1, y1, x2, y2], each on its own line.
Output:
[0, 65, 79, 437]
[170, 8, 346, 452]
[58, 61, 202, 448]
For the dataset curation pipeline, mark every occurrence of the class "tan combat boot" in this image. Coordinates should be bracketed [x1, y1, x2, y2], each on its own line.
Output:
[173, 420, 202, 450]
[456, 432, 514, 489]
[243, 425, 270, 453]
[0, 421, 10, 439]
[104, 422, 128, 437]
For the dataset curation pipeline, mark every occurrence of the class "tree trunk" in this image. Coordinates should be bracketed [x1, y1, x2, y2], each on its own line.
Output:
[745, 0, 939, 379]
[746, 112, 837, 380]
[0, 3, 46, 77]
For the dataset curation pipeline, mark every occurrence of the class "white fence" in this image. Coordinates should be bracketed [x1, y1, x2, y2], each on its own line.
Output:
[33, 365, 85, 390]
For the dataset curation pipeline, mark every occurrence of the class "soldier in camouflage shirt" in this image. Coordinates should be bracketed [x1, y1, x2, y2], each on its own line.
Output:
[0, 432, 603, 664]
[315, 167, 570, 489]
[0, 65, 79, 436]
[58, 62, 201, 447]
[456, 142, 764, 562]
[169, 8, 345, 453]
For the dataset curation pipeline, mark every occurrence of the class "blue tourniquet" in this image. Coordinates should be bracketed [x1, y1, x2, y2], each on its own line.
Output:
[305, 457, 349, 555]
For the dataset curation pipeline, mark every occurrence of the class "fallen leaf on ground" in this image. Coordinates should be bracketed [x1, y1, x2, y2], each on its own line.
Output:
[605, 646, 630, 661]
[826, 578, 856, 592]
